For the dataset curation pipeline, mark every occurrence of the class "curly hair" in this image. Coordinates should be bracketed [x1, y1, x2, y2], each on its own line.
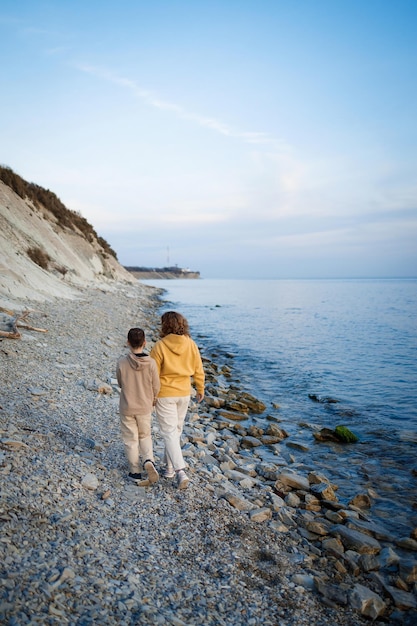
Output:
[160, 311, 190, 338]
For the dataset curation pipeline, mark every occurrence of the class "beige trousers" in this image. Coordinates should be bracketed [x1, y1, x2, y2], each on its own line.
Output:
[120, 412, 154, 474]
[155, 396, 190, 471]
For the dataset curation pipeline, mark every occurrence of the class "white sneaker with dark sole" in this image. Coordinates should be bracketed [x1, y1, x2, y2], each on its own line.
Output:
[177, 469, 189, 490]
[144, 460, 159, 484]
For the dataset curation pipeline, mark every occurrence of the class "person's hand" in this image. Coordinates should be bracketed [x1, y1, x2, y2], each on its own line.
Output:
[196, 393, 204, 403]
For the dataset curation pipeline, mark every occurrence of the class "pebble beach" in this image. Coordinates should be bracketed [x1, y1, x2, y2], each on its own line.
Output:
[1, 282, 416, 625]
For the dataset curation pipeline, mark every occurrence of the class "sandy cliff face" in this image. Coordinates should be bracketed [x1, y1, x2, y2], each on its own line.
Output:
[0, 180, 136, 307]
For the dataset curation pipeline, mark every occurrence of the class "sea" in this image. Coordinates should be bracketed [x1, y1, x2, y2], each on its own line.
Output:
[141, 278, 417, 536]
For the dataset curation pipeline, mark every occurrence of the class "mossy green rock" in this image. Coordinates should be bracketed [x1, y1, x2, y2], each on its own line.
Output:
[335, 425, 359, 443]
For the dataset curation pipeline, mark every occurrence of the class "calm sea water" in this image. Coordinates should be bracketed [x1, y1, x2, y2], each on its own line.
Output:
[142, 278, 417, 534]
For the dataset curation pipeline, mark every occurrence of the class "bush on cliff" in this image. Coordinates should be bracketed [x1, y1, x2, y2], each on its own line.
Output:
[0, 165, 117, 260]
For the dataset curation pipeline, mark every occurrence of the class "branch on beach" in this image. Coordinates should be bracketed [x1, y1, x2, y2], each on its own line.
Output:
[0, 309, 48, 339]
[16, 322, 48, 333]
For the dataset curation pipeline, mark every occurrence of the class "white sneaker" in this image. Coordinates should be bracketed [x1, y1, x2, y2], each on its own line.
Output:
[143, 460, 159, 484]
[177, 469, 189, 490]
[164, 467, 175, 479]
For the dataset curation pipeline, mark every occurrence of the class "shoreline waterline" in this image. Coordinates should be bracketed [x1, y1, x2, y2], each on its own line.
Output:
[143, 277, 417, 537]
[0, 282, 415, 623]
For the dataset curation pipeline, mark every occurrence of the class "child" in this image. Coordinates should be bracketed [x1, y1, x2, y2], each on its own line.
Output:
[150, 311, 204, 489]
[117, 327, 160, 484]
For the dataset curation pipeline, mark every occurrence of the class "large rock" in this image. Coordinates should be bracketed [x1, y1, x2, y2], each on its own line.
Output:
[330, 525, 382, 555]
[310, 482, 338, 502]
[277, 470, 310, 491]
[238, 392, 266, 414]
[350, 583, 387, 619]
[217, 409, 248, 421]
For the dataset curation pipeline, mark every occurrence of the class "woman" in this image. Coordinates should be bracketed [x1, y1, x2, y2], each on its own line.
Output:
[150, 311, 205, 489]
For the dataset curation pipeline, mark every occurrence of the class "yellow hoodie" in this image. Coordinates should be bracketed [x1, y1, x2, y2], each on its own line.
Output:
[150, 334, 205, 398]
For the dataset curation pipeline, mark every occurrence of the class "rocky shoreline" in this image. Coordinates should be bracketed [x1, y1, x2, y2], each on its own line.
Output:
[1, 282, 416, 624]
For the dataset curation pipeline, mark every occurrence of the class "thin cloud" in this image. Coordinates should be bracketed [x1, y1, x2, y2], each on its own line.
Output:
[75, 64, 275, 146]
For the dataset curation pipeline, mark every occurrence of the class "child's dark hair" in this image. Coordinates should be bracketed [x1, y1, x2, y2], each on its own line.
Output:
[127, 328, 145, 349]
[160, 311, 190, 338]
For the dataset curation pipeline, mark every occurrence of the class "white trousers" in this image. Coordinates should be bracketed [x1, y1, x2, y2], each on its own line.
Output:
[120, 413, 154, 474]
[155, 396, 190, 471]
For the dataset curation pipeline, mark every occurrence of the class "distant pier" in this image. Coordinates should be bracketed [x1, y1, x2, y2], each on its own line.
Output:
[124, 266, 200, 279]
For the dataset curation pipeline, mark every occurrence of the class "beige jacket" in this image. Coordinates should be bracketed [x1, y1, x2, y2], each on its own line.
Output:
[117, 353, 160, 416]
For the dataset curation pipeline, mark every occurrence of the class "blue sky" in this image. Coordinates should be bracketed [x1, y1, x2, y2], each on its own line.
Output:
[1, 0, 416, 278]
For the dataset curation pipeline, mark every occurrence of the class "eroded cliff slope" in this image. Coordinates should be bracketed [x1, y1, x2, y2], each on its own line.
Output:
[0, 171, 136, 307]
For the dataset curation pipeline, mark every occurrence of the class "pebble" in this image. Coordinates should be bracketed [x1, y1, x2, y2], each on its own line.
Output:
[0, 282, 416, 625]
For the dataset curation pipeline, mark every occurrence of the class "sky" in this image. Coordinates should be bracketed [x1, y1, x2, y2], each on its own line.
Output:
[1, 0, 417, 279]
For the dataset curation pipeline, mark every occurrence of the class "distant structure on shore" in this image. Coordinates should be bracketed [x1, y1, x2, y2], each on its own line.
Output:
[125, 265, 200, 279]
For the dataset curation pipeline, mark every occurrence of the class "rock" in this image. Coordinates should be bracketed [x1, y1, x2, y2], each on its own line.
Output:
[325, 510, 343, 524]
[345, 517, 394, 542]
[260, 435, 284, 445]
[285, 492, 301, 508]
[255, 463, 279, 481]
[226, 401, 249, 413]
[238, 392, 266, 414]
[349, 583, 387, 619]
[239, 476, 256, 489]
[330, 525, 382, 554]
[277, 470, 310, 491]
[322, 537, 345, 556]
[310, 482, 338, 502]
[338, 509, 360, 520]
[270, 494, 286, 510]
[265, 423, 288, 439]
[349, 493, 371, 509]
[313, 428, 341, 443]
[0, 438, 29, 449]
[304, 493, 322, 511]
[383, 585, 417, 610]
[308, 394, 339, 404]
[217, 409, 248, 421]
[286, 441, 310, 452]
[308, 471, 335, 486]
[341, 553, 361, 577]
[240, 436, 262, 448]
[222, 492, 255, 511]
[334, 425, 359, 443]
[399, 559, 417, 583]
[379, 546, 401, 568]
[49, 567, 76, 590]
[248, 425, 264, 438]
[84, 379, 112, 394]
[304, 520, 331, 536]
[396, 537, 417, 551]
[393, 576, 409, 592]
[249, 507, 272, 522]
[358, 553, 380, 572]
[292, 574, 315, 590]
[315, 579, 348, 607]
[28, 386, 47, 395]
[204, 396, 226, 408]
[81, 473, 99, 490]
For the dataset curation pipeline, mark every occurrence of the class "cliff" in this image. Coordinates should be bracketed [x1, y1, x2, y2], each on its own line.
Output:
[0, 168, 136, 308]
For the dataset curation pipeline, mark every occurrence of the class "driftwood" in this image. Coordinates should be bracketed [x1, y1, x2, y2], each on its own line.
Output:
[17, 321, 48, 333]
[0, 308, 48, 339]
